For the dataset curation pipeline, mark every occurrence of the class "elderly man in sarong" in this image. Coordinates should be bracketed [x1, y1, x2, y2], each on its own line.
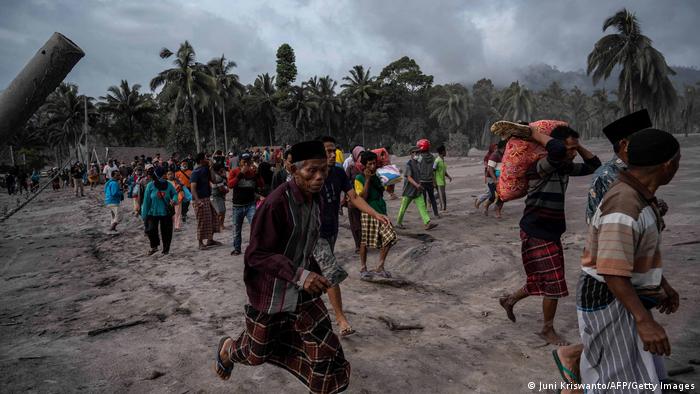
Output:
[214, 140, 350, 394]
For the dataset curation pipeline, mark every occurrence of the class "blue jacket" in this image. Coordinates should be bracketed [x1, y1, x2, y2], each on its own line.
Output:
[141, 179, 177, 220]
[104, 179, 123, 205]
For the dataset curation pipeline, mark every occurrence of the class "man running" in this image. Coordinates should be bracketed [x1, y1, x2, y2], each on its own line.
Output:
[316, 136, 390, 336]
[214, 141, 350, 394]
[499, 125, 601, 345]
[190, 153, 221, 250]
[577, 129, 680, 391]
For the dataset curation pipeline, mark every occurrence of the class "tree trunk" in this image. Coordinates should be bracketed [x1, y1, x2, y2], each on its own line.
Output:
[211, 105, 217, 152]
[189, 99, 201, 153]
[327, 116, 331, 137]
[268, 124, 273, 147]
[0, 33, 84, 142]
[221, 99, 228, 153]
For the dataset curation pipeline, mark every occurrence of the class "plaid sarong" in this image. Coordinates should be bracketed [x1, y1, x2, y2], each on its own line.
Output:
[360, 212, 397, 249]
[520, 230, 568, 298]
[228, 297, 350, 394]
[195, 199, 219, 240]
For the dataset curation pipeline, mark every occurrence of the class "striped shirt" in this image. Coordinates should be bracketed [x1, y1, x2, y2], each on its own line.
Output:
[581, 171, 664, 290]
[520, 139, 601, 241]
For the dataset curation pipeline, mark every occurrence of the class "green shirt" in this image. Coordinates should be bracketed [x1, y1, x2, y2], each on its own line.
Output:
[434, 156, 447, 186]
[354, 174, 387, 215]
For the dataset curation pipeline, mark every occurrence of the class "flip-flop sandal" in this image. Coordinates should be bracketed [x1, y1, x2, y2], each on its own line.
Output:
[214, 336, 234, 380]
[374, 270, 392, 278]
[207, 240, 223, 247]
[360, 271, 374, 280]
[340, 327, 356, 337]
[551, 349, 580, 384]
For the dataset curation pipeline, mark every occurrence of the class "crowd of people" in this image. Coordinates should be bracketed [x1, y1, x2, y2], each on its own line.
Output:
[7, 109, 684, 393]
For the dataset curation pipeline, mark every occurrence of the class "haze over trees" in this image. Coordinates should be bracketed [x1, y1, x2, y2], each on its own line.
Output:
[9, 8, 700, 166]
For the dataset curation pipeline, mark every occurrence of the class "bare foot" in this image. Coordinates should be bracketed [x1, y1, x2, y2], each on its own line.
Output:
[537, 327, 570, 346]
[499, 296, 516, 322]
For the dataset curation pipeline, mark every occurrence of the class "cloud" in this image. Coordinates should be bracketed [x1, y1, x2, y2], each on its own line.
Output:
[1, 0, 698, 97]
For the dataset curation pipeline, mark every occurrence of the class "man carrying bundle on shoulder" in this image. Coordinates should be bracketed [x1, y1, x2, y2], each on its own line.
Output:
[499, 124, 601, 346]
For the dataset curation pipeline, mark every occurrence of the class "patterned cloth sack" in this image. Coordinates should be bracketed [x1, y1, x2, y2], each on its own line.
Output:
[495, 119, 568, 202]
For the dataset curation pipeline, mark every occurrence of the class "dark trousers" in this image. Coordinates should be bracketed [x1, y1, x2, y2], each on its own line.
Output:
[437, 185, 446, 210]
[348, 206, 362, 250]
[146, 215, 173, 253]
[421, 181, 439, 216]
[181, 200, 190, 222]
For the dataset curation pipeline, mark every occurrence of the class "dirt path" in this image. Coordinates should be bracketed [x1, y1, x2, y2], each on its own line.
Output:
[2, 137, 699, 393]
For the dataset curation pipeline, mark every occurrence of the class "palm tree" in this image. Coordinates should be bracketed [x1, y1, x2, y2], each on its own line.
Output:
[500, 81, 534, 122]
[587, 8, 677, 118]
[99, 80, 156, 143]
[44, 83, 95, 162]
[208, 55, 244, 153]
[341, 65, 378, 146]
[245, 73, 278, 146]
[287, 84, 318, 140]
[428, 86, 469, 132]
[150, 41, 214, 153]
[313, 76, 342, 136]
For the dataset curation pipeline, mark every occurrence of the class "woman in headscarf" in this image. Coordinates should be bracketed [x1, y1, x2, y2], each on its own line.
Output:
[344, 145, 365, 252]
[141, 166, 178, 255]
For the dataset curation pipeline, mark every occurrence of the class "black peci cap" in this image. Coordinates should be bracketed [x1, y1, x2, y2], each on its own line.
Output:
[603, 109, 652, 145]
[627, 128, 680, 167]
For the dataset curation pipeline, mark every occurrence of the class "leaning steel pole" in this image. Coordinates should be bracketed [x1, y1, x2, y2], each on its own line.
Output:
[0, 32, 84, 142]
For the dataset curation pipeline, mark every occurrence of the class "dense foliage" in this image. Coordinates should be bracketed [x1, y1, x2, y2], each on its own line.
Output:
[7, 8, 700, 165]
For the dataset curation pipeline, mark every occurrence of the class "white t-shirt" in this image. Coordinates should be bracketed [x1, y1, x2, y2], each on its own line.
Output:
[103, 164, 118, 178]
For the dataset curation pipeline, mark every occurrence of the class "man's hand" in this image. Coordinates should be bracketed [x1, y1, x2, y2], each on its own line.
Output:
[303, 272, 331, 295]
[657, 285, 680, 314]
[657, 199, 669, 216]
[373, 214, 391, 226]
[637, 318, 671, 356]
[448, 175, 453, 183]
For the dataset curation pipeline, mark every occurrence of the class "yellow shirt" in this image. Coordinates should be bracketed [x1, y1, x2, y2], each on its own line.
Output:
[335, 149, 344, 165]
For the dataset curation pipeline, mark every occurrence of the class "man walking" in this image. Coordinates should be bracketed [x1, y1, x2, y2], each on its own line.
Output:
[104, 171, 123, 231]
[214, 141, 350, 394]
[577, 129, 680, 391]
[499, 125, 601, 345]
[396, 148, 437, 231]
[316, 136, 390, 336]
[227, 152, 264, 255]
[190, 153, 221, 250]
[415, 139, 440, 218]
[433, 145, 452, 211]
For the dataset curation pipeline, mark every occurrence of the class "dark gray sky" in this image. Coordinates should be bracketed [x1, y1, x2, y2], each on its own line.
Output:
[1, 0, 699, 97]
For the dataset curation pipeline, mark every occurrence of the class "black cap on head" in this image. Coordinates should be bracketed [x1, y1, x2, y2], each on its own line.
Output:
[603, 109, 652, 145]
[290, 141, 326, 162]
[627, 128, 680, 167]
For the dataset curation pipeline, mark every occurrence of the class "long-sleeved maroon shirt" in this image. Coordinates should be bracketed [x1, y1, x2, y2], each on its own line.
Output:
[243, 179, 322, 314]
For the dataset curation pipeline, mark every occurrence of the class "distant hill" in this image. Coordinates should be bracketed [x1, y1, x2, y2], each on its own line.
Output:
[480, 63, 700, 94]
